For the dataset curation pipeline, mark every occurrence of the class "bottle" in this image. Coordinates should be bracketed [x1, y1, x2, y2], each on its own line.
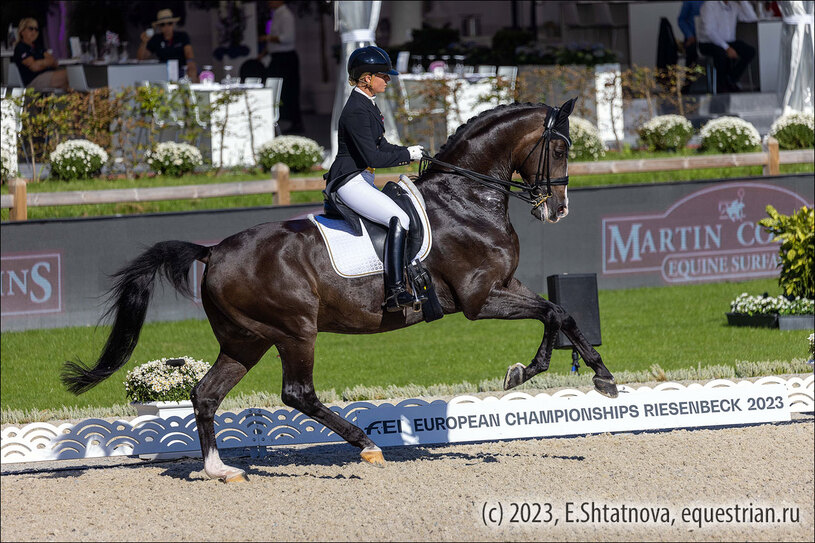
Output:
[89, 34, 98, 60]
[199, 65, 215, 84]
[221, 65, 234, 85]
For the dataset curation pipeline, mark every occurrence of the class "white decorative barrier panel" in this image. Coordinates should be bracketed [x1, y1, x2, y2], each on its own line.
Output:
[2, 376, 812, 465]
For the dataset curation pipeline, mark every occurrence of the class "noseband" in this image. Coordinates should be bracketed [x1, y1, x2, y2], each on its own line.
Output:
[418, 105, 572, 212]
[518, 105, 572, 210]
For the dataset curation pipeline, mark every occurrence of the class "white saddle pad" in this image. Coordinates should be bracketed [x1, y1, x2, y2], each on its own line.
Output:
[308, 175, 432, 278]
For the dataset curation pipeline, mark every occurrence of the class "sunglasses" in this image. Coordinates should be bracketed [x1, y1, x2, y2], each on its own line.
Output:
[158, 22, 173, 27]
[373, 73, 391, 81]
[27, 26, 39, 31]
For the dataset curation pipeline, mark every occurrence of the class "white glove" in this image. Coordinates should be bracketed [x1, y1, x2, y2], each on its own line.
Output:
[408, 145, 425, 161]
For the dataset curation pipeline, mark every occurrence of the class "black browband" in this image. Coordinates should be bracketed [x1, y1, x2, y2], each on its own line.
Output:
[418, 106, 571, 210]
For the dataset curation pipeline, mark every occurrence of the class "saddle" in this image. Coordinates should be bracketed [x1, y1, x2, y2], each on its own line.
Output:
[310, 175, 443, 322]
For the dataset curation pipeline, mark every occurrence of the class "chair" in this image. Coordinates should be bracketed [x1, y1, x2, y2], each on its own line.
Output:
[66, 65, 90, 92]
[7, 63, 24, 88]
[476, 65, 496, 75]
[244, 77, 262, 85]
[265, 77, 283, 135]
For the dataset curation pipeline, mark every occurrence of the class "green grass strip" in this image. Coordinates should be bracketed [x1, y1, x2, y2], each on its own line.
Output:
[2, 278, 812, 424]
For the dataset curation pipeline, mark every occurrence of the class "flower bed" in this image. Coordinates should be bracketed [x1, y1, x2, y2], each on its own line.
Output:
[727, 293, 814, 330]
[124, 356, 211, 403]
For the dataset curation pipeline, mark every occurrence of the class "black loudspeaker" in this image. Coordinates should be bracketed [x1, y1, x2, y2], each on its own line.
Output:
[546, 273, 602, 349]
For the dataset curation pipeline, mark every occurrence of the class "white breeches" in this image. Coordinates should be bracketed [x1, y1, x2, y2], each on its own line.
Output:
[336, 170, 411, 230]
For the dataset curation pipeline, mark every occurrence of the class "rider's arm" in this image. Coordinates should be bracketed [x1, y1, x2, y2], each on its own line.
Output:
[346, 111, 410, 169]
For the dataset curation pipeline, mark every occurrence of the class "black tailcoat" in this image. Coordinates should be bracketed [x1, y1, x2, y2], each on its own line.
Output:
[324, 90, 410, 195]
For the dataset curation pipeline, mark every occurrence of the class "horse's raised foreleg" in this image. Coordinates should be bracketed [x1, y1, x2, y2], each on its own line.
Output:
[277, 338, 385, 466]
[191, 345, 266, 483]
[465, 279, 617, 397]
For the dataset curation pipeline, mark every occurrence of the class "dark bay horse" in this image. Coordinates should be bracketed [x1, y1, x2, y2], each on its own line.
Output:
[62, 99, 618, 482]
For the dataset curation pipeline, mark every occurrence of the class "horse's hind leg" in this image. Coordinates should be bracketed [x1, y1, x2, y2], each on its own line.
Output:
[191, 341, 268, 482]
[277, 337, 385, 466]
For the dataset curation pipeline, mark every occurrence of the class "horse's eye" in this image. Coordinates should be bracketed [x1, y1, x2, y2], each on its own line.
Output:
[553, 149, 565, 159]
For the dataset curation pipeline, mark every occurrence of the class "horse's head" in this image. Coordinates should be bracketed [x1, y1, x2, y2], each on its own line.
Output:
[515, 98, 577, 224]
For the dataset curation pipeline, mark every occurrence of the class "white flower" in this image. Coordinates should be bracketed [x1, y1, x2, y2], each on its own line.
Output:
[144, 142, 203, 175]
[769, 110, 814, 135]
[48, 139, 108, 180]
[124, 356, 211, 403]
[568, 116, 607, 161]
[700, 116, 761, 149]
[730, 293, 814, 316]
[259, 135, 323, 157]
[50, 139, 108, 164]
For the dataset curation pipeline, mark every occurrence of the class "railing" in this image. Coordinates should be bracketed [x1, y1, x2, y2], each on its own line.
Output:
[3, 139, 812, 221]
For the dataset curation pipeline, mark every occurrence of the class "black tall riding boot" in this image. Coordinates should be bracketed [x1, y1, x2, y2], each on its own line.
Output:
[383, 217, 415, 312]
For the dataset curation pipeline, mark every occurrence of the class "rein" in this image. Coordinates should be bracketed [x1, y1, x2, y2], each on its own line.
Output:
[418, 105, 572, 210]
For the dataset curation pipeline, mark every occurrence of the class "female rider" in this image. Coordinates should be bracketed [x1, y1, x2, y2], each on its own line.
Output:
[324, 46, 425, 312]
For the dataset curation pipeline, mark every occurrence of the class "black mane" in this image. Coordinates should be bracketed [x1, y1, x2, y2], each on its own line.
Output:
[435, 102, 548, 157]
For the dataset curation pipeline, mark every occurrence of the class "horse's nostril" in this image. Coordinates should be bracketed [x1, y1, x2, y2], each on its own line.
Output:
[557, 205, 567, 216]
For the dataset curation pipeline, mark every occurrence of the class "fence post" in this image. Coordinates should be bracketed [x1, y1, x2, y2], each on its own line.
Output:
[273, 162, 290, 205]
[763, 136, 780, 176]
[9, 177, 27, 221]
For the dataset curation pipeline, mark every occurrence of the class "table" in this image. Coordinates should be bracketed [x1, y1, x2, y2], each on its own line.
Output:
[396, 73, 507, 136]
[189, 83, 277, 168]
[64, 60, 170, 91]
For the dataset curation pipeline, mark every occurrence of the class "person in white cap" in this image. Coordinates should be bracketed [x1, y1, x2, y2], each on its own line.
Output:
[137, 8, 198, 83]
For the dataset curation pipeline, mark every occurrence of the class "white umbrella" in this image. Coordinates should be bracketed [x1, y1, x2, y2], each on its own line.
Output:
[322, 0, 401, 168]
[777, 1, 814, 113]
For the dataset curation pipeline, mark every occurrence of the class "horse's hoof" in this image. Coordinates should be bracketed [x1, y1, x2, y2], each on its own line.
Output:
[593, 376, 619, 398]
[360, 446, 386, 467]
[221, 470, 249, 483]
[503, 363, 525, 390]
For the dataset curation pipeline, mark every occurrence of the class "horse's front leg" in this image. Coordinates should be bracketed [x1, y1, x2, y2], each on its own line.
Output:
[466, 278, 617, 398]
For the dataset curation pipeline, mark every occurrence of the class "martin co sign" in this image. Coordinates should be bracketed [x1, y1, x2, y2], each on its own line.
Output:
[602, 183, 811, 284]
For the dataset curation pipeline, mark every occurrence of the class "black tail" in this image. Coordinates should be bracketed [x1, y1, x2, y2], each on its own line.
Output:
[61, 241, 210, 394]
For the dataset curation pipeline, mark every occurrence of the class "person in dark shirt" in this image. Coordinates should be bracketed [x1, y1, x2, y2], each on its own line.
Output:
[677, 1, 704, 67]
[137, 9, 198, 82]
[12, 17, 68, 91]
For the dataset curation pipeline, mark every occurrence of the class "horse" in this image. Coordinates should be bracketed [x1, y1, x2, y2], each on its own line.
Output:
[61, 98, 619, 483]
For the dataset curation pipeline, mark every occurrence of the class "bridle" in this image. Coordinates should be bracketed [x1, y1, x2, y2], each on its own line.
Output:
[418, 105, 572, 212]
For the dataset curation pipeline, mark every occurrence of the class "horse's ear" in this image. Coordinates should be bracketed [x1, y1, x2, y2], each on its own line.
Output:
[559, 97, 577, 118]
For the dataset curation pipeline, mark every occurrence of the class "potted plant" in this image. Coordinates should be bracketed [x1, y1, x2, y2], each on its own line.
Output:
[727, 293, 814, 330]
[124, 356, 211, 418]
[726, 205, 814, 330]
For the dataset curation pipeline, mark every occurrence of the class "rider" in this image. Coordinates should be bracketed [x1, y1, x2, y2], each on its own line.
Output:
[324, 46, 425, 312]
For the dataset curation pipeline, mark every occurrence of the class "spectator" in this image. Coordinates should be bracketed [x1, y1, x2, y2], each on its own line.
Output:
[677, 1, 704, 67]
[12, 17, 68, 91]
[697, 1, 757, 92]
[259, 0, 303, 133]
[137, 8, 199, 83]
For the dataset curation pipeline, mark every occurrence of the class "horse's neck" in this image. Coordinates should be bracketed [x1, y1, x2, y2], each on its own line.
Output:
[419, 155, 514, 229]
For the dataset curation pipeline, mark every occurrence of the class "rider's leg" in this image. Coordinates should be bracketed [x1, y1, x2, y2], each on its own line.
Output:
[382, 217, 415, 311]
[336, 173, 414, 311]
[335, 172, 410, 230]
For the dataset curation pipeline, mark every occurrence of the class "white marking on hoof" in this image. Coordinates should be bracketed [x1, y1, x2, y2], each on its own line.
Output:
[203, 447, 247, 482]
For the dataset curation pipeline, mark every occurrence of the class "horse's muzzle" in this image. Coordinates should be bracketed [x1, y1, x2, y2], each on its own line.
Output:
[531, 200, 568, 223]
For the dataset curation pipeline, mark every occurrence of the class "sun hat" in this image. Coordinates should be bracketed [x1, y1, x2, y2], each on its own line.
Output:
[152, 9, 180, 28]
